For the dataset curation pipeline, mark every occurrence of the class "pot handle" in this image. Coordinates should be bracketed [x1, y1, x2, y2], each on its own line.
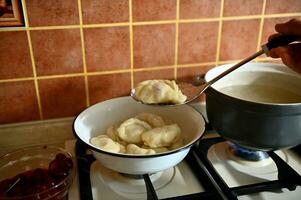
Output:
[143, 174, 159, 200]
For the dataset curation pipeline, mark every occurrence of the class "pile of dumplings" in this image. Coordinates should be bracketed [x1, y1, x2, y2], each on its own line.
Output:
[134, 80, 187, 104]
[90, 113, 184, 155]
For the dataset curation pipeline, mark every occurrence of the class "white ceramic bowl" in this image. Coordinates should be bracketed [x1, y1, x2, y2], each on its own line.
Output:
[73, 96, 205, 175]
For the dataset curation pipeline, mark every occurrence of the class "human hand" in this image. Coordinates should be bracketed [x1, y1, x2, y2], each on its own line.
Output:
[268, 18, 301, 74]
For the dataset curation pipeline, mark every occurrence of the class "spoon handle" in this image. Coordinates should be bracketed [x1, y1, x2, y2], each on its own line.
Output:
[186, 49, 265, 104]
[209, 34, 299, 86]
[263, 34, 299, 52]
[187, 35, 299, 104]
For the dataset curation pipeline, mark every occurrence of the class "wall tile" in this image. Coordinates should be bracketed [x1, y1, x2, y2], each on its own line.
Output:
[177, 65, 214, 82]
[177, 66, 214, 102]
[266, 0, 301, 14]
[178, 22, 218, 64]
[84, 27, 130, 72]
[88, 73, 131, 105]
[30, 29, 83, 76]
[0, 81, 39, 124]
[133, 0, 176, 21]
[26, 0, 79, 26]
[39, 77, 86, 119]
[261, 17, 293, 44]
[82, 0, 129, 24]
[258, 17, 293, 59]
[220, 19, 260, 61]
[134, 68, 174, 85]
[223, 0, 263, 16]
[180, 0, 221, 19]
[0, 31, 32, 79]
[133, 24, 175, 68]
[0, 0, 298, 125]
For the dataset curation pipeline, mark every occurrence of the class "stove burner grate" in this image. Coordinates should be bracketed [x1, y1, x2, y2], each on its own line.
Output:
[197, 137, 301, 200]
[75, 134, 301, 200]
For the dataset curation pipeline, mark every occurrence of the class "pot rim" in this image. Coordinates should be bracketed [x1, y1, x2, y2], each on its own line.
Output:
[205, 62, 301, 106]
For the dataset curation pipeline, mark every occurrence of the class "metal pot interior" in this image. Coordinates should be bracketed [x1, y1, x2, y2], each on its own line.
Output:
[205, 62, 301, 105]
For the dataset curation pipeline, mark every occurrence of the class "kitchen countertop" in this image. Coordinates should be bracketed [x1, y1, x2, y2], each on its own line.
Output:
[0, 117, 76, 155]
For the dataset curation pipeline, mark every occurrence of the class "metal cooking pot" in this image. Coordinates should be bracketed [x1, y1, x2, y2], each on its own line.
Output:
[204, 62, 301, 151]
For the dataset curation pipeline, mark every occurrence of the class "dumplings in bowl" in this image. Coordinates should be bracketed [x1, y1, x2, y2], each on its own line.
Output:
[73, 96, 205, 174]
[90, 113, 184, 155]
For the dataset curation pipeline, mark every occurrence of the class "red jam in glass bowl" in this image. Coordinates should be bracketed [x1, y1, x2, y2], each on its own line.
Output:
[0, 146, 75, 200]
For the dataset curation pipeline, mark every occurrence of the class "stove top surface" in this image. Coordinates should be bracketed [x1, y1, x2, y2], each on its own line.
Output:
[66, 130, 301, 200]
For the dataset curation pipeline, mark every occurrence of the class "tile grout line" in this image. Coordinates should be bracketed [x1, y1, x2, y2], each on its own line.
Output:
[22, 0, 43, 120]
[255, 0, 267, 61]
[77, 0, 90, 107]
[174, 0, 180, 79]
[264, 12, 301, 18]
[129, 0, 134, 88]
[217, 59, 244, 64]
[0, 77, 35, 83]
[178, 62, 217, 68]
[1, 58, 279, 84]
[1, 13, 301, 32]
[215, 0, 225, 66]
[84, 22, 129, 28]
[0, 62, 220, 82]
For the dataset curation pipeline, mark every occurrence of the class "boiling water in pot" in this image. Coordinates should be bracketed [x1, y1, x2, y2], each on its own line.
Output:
[220, 84, 301, 104]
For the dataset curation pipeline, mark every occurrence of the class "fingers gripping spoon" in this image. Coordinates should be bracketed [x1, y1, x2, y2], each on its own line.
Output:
[131, 35, 299, 106]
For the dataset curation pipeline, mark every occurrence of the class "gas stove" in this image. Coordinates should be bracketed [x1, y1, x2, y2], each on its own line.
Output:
[66, 104, 301, 200]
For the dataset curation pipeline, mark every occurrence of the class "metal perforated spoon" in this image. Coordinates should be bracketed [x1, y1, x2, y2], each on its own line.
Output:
[131, 35, 299, 106]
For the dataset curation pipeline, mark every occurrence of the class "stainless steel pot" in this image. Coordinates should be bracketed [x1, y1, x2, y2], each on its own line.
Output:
[204, 62, 301, 151]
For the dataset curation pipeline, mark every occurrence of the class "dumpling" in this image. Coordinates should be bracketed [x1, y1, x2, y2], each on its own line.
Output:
[117, 118, 152, 144]
[126, 144, 156, 155]
[141, 124, 181, 148]
[106, 124, 128, 146]
[135, 112, 165, 128]
[169, 136, 184, 150]
[142, 145, 169, 153]
[106, 125, 119, 141]
[134, 80, 187, 104]
[90, 135, 125, 153]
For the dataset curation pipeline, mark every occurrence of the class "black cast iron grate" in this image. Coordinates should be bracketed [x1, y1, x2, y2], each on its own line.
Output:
[75, 134, 301, 200]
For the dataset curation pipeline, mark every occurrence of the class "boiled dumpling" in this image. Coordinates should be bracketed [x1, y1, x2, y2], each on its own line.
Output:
[142, 145, 169, 153]
[134, 80, 187, 104]
[106, 124, 128, 146]
[126, 144, 156, 155]
[117, 118, 152, 144]
[106, 125, 119, 141]
[169, 136, 184, 150]
[141, 124, 181, 148]
[135, 112, 165, 128]
[90, 135, 125, 153]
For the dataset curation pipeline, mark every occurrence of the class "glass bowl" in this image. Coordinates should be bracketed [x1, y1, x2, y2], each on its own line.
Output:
[0, 145, 75, 200]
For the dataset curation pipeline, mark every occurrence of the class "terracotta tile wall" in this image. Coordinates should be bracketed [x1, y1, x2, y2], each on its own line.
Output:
[0, 0, 300, 124]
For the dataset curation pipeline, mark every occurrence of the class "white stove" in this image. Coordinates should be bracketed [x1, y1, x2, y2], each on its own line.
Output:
[66, 103, 301, 200]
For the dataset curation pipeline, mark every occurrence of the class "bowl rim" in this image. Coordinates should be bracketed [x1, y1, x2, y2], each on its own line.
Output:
[72, 96, 206, 158]
[0, 145, 75, 200]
